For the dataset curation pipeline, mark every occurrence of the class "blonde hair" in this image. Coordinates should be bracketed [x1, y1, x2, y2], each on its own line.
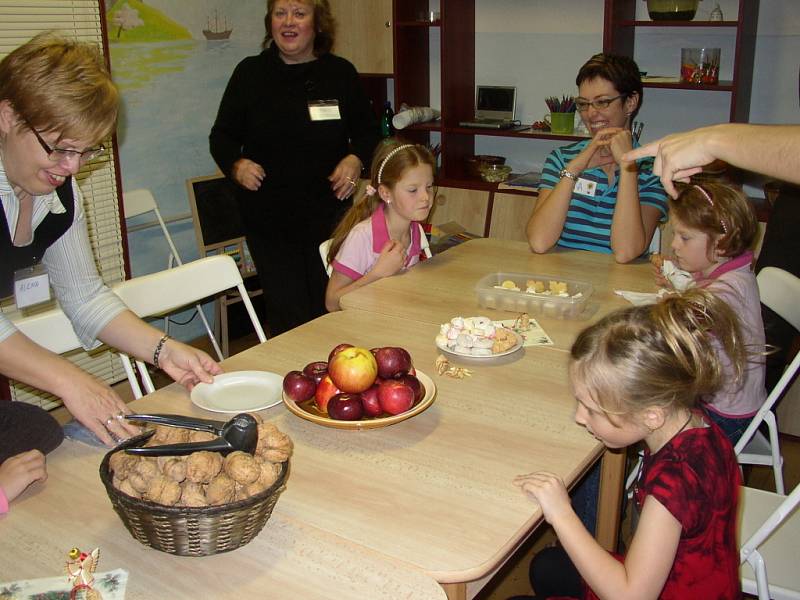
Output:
[262, 0, 335, 56]
[327, 138, 436, 265]
[0, 32, 118, 145]
[670, 183, 758, 258]
[570, 288, 746, 420]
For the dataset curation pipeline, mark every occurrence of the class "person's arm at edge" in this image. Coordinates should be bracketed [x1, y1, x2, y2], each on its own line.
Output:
[623, 124, 800, 197]
[526, 150, 577, 253]
[610, 160, 662, 263]
[209, 60, 251, 179]
[325, 268, 385, 312]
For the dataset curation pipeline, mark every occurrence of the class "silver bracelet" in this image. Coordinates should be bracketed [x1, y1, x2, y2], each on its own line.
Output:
[559, 168, 577, 181]
[153, 334, 170, 369]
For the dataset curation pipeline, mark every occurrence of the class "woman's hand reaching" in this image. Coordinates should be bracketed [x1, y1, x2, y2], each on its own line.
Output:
[156, 339, 224, 391]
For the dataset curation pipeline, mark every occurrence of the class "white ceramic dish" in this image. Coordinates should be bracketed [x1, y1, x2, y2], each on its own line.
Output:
[191, 371, 284, 413]
[435, 329, 523, 359]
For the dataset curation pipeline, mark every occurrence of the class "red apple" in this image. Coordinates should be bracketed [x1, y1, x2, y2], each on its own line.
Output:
[360, 384, 383, 417]
[327, 393, 364, 421]
[374, 346, 413, 379]
[328, 346, 378, 393]
[283, 370, 316, 402]
[328, 343, 354, 364]
[377, 380, 415, 415]
[315, 375, 341, 414]
[303, 361, 328, 385]
[396, 374, 424, 403]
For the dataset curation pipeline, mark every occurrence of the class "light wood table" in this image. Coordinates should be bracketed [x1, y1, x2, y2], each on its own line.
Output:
[0, 437, 447, 599]
[340, 238, 655, 352]
[116, 311, 601, 600]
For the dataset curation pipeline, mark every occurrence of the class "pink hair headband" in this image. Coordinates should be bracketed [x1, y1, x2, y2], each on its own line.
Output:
[693, 185, 728, 235]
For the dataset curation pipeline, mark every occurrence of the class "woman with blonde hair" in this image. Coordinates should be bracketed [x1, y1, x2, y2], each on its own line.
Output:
[0, 33, 221, 513]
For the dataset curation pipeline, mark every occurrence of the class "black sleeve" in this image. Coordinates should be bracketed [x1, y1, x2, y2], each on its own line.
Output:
[341, 60, 380, 172]
[209, 60, 250, 179]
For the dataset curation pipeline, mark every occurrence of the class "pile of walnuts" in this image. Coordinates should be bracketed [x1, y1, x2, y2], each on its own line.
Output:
[109, 416, 292, 507]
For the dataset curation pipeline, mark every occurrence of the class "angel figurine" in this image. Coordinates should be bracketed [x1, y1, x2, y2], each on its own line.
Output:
[66, 547, 103, 600]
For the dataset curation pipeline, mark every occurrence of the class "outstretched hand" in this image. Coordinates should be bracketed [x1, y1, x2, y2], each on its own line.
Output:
[0, 449, 47, 503]
[623, 132, 710, 197]
[156, 339, 223, 390]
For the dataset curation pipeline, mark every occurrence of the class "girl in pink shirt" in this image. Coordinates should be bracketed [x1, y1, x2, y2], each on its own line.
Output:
[325, 140, 435, 311]
[658, 183, 766, 443]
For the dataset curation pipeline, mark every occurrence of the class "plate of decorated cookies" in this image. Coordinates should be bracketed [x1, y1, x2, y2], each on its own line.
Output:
[435, 315, 524, 358]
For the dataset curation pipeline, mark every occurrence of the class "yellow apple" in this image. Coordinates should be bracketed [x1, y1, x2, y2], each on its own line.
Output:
[327, 346, 378, 393]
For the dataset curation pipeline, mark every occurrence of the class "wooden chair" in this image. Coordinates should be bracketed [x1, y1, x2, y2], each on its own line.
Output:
[111, 255, 266, 398]
[739, 480, 800, 599]
[122, 188, 223, 361]
[735, 267, 800, 495]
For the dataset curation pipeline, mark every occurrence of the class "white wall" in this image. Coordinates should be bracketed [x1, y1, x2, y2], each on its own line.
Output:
[427, 0, 800, 181]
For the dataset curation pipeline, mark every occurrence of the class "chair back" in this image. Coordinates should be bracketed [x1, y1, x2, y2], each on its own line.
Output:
[759, 267, 800, 331]
[320, 239, 333, 276]
[739, 480, 800, 599]
[112, 255, 266, 396]
[12, 308, 82, 355]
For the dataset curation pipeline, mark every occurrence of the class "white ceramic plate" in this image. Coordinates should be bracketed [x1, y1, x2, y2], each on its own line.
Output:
[190, 371, 284, 413]
[436, 329, 524, 359]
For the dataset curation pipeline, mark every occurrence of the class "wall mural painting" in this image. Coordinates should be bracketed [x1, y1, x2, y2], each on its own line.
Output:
[104, 0, 264, 339]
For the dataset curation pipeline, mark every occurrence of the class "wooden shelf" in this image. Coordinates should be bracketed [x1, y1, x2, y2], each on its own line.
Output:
[643, 80, 735, 91]
[446, 126, 590, 142]
[619, 20, 739, 27]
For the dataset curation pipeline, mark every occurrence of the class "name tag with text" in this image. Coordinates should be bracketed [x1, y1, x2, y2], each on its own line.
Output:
[14, 264, 51, 308]
[308, 100, 341, 121]
[575, 178, 597, 197]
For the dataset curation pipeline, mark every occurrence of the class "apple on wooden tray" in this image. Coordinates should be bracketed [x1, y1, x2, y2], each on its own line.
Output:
[282, 344, 426, 423]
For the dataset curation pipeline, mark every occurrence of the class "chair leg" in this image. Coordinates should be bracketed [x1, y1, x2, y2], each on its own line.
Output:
[764, 411, 785, 494]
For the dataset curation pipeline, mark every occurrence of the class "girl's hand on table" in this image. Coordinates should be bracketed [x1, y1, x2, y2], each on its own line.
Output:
[371, 239, 406, 278]
[329, 154, 363, 200]
[232, 158, 266, 191]
[0, 449, 47, 502]
[513, 471, 573, 525]
[59, 370, 140, 445]
[157, 339, 223, 391]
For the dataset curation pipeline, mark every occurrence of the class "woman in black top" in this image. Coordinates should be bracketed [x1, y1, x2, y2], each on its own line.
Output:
[210, 0, 379, 335]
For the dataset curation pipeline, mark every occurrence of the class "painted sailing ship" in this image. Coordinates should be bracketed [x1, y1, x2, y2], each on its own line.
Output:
[203, 9, 232, 40]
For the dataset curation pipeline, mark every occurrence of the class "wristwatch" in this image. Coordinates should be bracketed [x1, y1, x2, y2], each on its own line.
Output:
[559, 168, 577, 181]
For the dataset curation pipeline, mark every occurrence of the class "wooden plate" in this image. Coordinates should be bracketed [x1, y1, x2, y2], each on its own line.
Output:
[282, 370, 436, 430]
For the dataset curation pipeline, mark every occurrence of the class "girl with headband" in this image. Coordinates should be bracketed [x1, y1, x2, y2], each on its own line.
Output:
[325, 139, 435, 311]
[655, 182, 765, 443]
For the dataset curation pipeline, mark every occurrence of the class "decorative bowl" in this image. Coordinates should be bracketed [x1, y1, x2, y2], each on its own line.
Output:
[480, 164, 513, 183]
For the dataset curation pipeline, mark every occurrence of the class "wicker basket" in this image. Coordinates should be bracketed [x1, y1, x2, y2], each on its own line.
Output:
[99, 436, 288, 556]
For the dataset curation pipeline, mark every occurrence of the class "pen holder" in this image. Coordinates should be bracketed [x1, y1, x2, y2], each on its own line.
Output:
[545, 112, 574, 135]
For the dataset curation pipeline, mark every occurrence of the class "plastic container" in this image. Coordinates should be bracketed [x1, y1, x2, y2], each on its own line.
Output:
[475, 272, 593, 319]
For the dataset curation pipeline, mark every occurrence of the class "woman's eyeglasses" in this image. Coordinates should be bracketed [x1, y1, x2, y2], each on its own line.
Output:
[28, 124, 106, 164]
[575, 95, 626, 113]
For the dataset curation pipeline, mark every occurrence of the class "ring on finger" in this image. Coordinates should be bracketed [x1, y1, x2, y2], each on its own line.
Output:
[105, 417, 115, 427]
[115, 412, 125, 420]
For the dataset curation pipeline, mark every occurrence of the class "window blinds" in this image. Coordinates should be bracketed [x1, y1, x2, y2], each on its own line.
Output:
[0, 0, 128, 410]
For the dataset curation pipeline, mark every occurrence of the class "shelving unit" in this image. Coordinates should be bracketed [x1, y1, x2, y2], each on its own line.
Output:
[603, 0, 759, 122]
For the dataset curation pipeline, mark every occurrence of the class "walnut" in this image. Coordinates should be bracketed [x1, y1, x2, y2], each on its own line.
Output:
[134, 457, 158, 480]
[223, 451, 260, 485]
[157, 457, 187, 483]
[255, 422, 279, 455]
[117, 478, 141, 499]
[145, 474, 181, 505]
[260, 429, 293, 463]
[128, 471, 152, 494]
[109, 451, 138, 479]
[255, 459, 281, 489]
[187, 430, 216, 443]
[206, 473, 235, 505]
[186, 451, 223, 484]
[144, 425, 190, 446]
[179, 482, 208, 507]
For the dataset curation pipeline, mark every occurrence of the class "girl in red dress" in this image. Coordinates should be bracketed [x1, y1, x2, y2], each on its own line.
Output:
[514, 289, 746, 600]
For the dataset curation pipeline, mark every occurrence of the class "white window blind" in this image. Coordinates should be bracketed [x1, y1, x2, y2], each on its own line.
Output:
[0, 0, 128, 410]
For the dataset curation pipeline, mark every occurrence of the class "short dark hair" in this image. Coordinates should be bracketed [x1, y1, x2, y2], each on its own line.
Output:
[262, 0, 335, 56]
[576, 53, 643, 119]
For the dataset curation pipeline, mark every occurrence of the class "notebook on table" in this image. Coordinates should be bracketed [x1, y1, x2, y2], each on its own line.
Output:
[459, 85, 518, 130]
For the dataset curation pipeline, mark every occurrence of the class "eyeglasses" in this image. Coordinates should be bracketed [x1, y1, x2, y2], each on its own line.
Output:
[27, 124, 106, 164]
[575, 95, 626, 112]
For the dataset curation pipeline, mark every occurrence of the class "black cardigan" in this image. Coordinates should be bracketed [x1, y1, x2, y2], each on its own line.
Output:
[209, 45, 379, 223]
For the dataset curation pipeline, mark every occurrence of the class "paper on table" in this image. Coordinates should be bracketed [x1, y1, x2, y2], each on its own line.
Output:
[0, 569, 128, 598]
[494, 318, 554, 347]
[615, 289, 669, 306]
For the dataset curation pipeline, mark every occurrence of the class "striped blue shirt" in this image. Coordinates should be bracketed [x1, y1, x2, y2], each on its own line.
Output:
[539, 139, 668, 254]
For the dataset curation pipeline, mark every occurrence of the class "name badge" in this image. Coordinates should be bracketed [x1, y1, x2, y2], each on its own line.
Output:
[575, 177, 597, 197]
[308, 100, 341, 121]
[14, 263, 51, 308]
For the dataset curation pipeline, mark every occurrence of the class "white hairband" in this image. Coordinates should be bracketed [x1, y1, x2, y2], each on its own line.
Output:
[377, 144, 415, 186]
[693, 185, 728, 235]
